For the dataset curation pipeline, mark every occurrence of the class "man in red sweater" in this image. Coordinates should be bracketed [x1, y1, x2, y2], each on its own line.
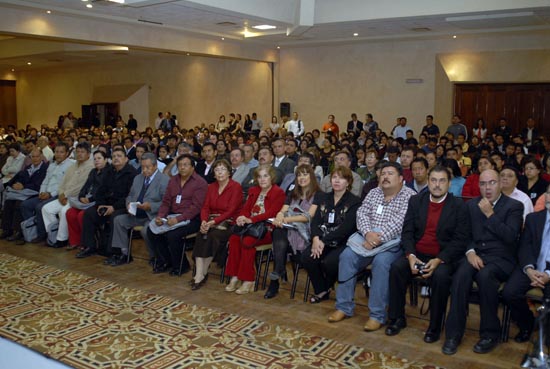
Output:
[384, 165, 470, 344]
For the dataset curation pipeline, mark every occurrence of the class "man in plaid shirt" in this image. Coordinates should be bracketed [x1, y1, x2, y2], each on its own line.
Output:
[328, 161, 416, 331]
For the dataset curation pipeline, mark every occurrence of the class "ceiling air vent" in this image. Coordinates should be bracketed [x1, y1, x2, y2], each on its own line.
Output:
[410, 27, 431, 32]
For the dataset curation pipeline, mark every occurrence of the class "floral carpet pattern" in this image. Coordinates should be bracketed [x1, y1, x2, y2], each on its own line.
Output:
[0, 253, 441, 368]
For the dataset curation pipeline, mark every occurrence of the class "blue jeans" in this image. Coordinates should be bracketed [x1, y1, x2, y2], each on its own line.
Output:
[335, 245, 403, 323]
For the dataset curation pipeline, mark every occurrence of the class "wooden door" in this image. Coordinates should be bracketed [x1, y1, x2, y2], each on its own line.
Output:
[0, 80, 17, 128]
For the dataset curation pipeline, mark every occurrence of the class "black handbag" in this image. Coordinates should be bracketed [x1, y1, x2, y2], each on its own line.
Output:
[232, 222, 267, 239]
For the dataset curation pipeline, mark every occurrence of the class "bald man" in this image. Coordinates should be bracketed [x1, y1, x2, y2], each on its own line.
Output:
[442, 169, 523, 355]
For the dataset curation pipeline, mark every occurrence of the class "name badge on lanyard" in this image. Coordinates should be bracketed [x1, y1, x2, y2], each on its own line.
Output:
[328, 210, 335, 224]
[176, 195, 182, 204]
[376, 205, 384, 215]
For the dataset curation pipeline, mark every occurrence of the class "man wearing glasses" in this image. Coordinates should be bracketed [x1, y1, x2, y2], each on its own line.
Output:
[442, 169, 523, 355]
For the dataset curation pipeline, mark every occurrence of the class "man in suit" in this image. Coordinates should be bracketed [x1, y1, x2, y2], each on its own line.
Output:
[442, 169, 523, 355]
[229, 148, 248, 185]
[104, 153, 170, 266]
[502, 184, 550, 343]
[241, 147, 283, 196]
[346, 113, 363, 135]
[195, 142, 216, 184]
[272, 138, 296, 177]
[123, 136, 136, 161]
[320, 151, 363, 197]
[521, 117, 539, 147]
[385, 165, 469, 343]
[76, 147, 137, 258]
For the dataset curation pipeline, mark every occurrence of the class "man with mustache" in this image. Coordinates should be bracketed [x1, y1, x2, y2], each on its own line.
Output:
[328, 162, 416, 332]
[502, 184, 550, 344]
[442, 169, 523, 355]
[385, 165, 469, 343]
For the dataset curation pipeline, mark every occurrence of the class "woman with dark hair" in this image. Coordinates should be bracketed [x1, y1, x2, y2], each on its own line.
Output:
[224, 164, 285, 295]
[266, 165, 320, 299]
[301, 166, 361, 303]
[243, 114, 253, 133]
[435, 145, 446, 162]
[216, 140, 230, 161]
[191, 159, 242, 290]
[216, 115, 228, 132]
[473, 118, 487, 140]
[443, 159, 466, 197]
[518, 157, 549, 205]
[66, 150, 110, 249]
[461, 155, 496, 198]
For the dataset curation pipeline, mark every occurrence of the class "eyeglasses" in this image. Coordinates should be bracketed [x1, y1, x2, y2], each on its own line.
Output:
[214, 167, 228, 173]
[479, 180, 498, 187]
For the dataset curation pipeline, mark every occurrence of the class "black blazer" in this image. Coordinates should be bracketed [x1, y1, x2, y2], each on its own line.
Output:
[467, 194, 523, 267]
[401, 191, 470, 263]
[518, 210, 547, 270]
[195, 161, 216, 184]
[347, 120, 363, 133]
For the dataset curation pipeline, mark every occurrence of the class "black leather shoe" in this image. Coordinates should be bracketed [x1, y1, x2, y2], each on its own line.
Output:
[103, 255, 118, 265]
[424, 329, 440, 343]
[7, 232, 20, 242]
[111, 255, 133, 266]
[191, 274, 209, 291]
[153, 263, 170, 274]
[31, 236, 46, 244]
[442, 337, 461, 355]
[264, 280, 279, 299]
[514, 329, 532, 343]
[473, 337, 498, 354]
[385, 317, 407, 336]
[15, 238, 25, 246]
[49, 240, 67, 249]
[76, 247, 96, 258]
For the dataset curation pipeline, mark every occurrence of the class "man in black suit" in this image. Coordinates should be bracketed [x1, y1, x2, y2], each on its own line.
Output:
[126, 114, 138, 131]
[123, 136, 136, 161]
[442, 169, 523, 355]
[521, 117, 539, 147]
[385, 165, 469, 343]
[346, 113, 363, 135]
[271, 138, 296, 177]
[194, 142, 216, 184]
[502, 185, 550, 343]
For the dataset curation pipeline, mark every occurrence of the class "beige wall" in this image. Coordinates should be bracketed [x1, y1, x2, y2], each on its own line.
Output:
[119, 85, 149, 131]
[279, 32, 550, 135]
[15, 55, 273, 129]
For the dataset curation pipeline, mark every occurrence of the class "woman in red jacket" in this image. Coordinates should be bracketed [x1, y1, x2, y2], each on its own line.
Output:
[224, 164, 285, 295]
[191, 159, 242, 290]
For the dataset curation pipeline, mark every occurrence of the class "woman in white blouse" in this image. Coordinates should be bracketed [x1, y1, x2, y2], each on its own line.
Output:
[472, 118, 487, 140]
[1, 143, 26, 184]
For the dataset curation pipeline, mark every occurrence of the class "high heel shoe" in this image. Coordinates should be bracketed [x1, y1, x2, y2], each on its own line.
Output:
[235, 281, 254, 295]
[310, 290, 331, 304]
[225, 277, 239, 292]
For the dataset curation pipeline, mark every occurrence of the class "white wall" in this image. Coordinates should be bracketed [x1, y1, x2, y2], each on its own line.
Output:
[119, 85, 149, 131]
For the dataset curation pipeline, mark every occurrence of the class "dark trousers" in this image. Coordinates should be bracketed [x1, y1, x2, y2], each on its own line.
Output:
[445, 257, 510, 340]
[20, 196, 57, 238]
[148, 218, 200, 270]
[301, 245, 344, 295]
[501, 267, 537, 332]
[2, 199, 23, 235]
[388, 255, 454, 332]
[271, 228, 288, 279]
[81, 206, 125, 251]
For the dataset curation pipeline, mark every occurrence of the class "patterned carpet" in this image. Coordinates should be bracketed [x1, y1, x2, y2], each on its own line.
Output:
[0, 253, 441, 369]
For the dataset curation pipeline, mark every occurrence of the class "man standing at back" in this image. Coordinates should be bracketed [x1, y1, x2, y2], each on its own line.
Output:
[445, 115, 468, 142]
[442, 169, 523, 355]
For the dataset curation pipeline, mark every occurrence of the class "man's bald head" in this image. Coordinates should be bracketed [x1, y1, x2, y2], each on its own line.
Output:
[479, 169, 501, 203]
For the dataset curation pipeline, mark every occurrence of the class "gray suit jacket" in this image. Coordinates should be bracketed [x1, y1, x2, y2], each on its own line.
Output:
[126, 170, 170, 220]
[273, 157, 296, 176]
[231, 164, 248, 185]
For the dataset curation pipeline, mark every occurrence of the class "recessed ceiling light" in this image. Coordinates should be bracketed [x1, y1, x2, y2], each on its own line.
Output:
[27, 62, 31, 65]
[107, 0, 125, 3]
[221, 37, 225, 40]
[277, 46, 280, 49]
[11, 69, 15, 72]
[453, 35, 457, 39]
[81, 0, 88, 1]
[46, 10, 51, 14]
[186, 53, 190, 56]
[353, 33, 359, 37]
[86, 3, 92, 8]
[252, 25, 276, 30]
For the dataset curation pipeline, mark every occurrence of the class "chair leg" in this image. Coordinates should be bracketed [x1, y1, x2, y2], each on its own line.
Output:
[290, 262, 300, 299]
[254, 249, 265, 292]
[500, 303, 511, 343]
[261, 249, 272, 290]
[178, 239, 187, 276]
[127, 228, 134, 263]
[303, 275, 311, 303]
